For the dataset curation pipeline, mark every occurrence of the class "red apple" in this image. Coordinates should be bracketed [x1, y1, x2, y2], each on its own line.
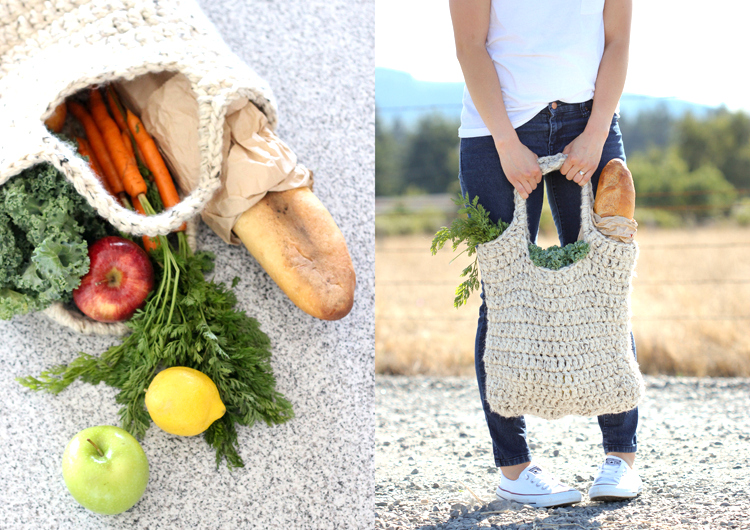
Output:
[73, 236, 154, 322]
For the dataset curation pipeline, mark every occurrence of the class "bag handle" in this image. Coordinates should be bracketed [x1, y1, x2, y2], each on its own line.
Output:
[511, 153, 595, 241]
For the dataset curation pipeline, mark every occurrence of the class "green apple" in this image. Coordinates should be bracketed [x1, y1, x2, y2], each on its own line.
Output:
[61, 425, 149, 515]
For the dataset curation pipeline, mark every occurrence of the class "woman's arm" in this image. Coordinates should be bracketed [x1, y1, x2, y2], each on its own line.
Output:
[449, 0, 541, 199]
[560, 0, 633, 184]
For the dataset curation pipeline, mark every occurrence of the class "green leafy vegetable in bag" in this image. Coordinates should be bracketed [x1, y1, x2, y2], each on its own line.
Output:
[431, 192, 590, 307]
[0, 163, 113, 319]
[527, 241, 591, 271]
[431, 193, 508, 308]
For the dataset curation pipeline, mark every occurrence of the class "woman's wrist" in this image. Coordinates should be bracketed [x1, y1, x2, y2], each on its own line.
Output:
[583, 119, 610, 146]
[586, 97, 618, 137]
[493, 129, 521, 153]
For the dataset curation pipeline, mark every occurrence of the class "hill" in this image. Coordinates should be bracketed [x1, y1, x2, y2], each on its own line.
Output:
[376, 67, 716, 127]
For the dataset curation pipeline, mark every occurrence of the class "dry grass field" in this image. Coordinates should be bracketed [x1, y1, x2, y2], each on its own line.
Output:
[375, 225, 750, 377]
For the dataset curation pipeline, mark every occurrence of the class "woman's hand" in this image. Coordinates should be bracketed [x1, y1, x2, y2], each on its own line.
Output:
[451, 0, 533, 194]
[560, 128, 608, 186]
[496, 138, 542, 199]
[562, 0, 631, 186]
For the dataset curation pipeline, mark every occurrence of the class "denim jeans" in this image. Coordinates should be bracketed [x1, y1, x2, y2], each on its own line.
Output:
[458, 100, 638, 467]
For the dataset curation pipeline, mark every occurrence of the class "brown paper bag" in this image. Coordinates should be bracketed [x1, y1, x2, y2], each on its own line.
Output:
[118, 73, 312, 244]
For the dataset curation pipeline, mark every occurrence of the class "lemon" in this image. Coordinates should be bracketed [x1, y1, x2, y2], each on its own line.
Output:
[145, 367, 226, 436]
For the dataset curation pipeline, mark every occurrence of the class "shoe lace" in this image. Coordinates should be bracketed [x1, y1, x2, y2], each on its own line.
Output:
[526, 468, 564, 490]
[596, 460, 626, 481]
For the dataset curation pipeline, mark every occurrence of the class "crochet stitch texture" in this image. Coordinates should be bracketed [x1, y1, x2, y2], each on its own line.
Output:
[478, 155, 644, 419]
[0, 0, 277, 237]
[0, 0, 278, 334]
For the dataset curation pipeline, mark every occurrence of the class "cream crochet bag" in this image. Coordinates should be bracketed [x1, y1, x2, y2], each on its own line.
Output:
[0, 0, 278, 334]
[478, 154, 645, 420]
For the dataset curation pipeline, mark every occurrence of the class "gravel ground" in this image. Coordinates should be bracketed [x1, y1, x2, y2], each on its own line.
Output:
[376, 376, 750, 530]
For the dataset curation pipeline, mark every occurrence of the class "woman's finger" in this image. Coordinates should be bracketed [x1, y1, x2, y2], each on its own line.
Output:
[520, 178, 533, 196]
[573, 167, 591, 185]
[514, 181, 528, 199]
[530, 165, 543, 183]
[579, 169, 593, 186]
[512, 177, 532, 198]
[560, 155, 572, 175]
[570, 167, 581, 183]
[564, 156, 583, 179]
[572, 160, 593, 182]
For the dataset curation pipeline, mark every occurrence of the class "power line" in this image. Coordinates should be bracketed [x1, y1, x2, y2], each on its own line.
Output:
[376, 201, 748, 215]
[377, 279, 750, 287]
[375, 315, 750, 322]
[374, 188, 750, 204]
[641, 202, 743, 212]
[638, 188, 750, 198]
[377, 242, 750, 253]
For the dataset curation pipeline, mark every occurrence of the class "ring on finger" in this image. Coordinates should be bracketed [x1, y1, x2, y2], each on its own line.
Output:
[578, 170, 585, 176]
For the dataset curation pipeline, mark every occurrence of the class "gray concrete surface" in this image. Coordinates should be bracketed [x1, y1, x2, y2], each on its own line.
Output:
[0, 1, 374, 528]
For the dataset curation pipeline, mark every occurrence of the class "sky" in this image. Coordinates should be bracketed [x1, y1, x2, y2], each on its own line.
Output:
[376, 0, 750, 112]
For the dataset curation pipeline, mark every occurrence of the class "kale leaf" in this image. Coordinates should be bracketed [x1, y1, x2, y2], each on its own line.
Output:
[0, 163, 112, 319]
[528, 241, 590, 271]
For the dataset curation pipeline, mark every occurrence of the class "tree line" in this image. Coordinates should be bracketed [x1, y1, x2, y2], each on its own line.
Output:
[376, 106, 750, 220]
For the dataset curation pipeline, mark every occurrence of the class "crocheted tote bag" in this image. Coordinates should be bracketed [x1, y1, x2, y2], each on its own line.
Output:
[477, 155, 645, 420]
[0, 0, 278, 334]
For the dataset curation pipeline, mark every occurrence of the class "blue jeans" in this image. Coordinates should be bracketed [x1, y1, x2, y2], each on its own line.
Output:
[458, 100, 638, 467]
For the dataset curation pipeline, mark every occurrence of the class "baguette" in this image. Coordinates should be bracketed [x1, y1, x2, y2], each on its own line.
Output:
[594, 158, 635, 219]
[233, 187, 356, 321]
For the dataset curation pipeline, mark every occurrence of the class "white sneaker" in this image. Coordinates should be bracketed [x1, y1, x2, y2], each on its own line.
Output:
[496, 464, 582, 508]
[588, 456, 643, 501]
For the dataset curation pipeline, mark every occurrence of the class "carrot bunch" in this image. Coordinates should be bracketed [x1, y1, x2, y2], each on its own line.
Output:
[61, 85, 185, 252]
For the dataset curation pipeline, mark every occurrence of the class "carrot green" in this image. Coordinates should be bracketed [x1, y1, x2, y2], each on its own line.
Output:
[18, 199, 293, 469]
[431, 192, 589, 308]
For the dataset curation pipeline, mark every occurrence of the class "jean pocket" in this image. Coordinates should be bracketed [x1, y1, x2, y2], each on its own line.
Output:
[581, 101, 592, 119]
[581, 0, 604, 15]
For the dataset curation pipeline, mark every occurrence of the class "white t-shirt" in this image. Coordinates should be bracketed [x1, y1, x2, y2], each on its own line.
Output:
[458, 0, 606, 138]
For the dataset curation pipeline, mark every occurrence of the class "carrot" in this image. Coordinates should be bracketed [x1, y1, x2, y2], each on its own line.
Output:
[75, 136, 114, 195]
[122, 129, 137, 164]
[89, 89, 147, 199]
[132, 137, 148, 174]
[132, 196, 159, 252]
[67, 101, 125, 196]
[126, 109, 181, 208]
[106, 86, 128, 132]
[127, 108, 185, 231]
[106, 87, 150, 177]
[44, 103, 67, 133]
[123, 128, 147, 169]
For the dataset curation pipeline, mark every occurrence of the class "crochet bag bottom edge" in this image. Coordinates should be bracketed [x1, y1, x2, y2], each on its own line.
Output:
[484, 369, 646, 420]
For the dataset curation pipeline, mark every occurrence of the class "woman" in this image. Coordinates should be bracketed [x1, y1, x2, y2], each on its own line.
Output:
[449, 0, 641, 508]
